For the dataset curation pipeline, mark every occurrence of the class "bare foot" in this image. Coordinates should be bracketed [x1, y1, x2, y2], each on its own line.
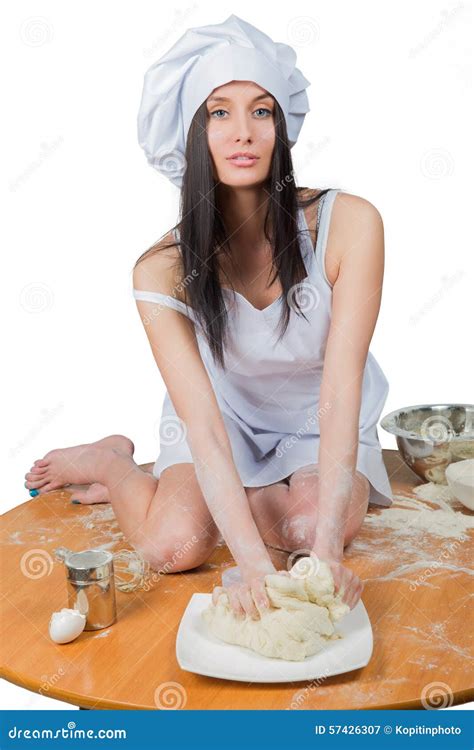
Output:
[66, 462, 156, 505]
[68, 482, 111, 505]
[24, 434, 134, 498]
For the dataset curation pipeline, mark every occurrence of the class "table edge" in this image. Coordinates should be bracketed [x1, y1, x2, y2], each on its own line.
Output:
[2, 666, 473, 711]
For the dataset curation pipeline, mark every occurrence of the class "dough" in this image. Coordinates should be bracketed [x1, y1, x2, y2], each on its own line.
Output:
[202, 558, 350, 661]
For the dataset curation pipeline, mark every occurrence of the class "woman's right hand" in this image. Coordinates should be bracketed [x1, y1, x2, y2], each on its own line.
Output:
[212, 569, 291, 620]
[322, 558, 364, 610]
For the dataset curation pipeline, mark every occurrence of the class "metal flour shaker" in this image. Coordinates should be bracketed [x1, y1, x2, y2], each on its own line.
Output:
[64, 549, 117, 630]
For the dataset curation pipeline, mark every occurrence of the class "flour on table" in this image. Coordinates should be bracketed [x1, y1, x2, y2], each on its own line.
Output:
[344, 480, 473, 590]
[412, 481, 456, 503]
[202, 558, 349, 661]
[362, 481, 474, 540]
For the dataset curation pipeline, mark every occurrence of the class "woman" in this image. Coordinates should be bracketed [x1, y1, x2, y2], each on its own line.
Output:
[24, 16, 393, 621]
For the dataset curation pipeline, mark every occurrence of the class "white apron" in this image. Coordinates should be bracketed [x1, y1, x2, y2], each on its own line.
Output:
[133, 189, 393, 506]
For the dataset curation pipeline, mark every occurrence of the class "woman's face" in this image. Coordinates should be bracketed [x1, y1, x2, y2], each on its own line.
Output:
[205, 80, 276, 187]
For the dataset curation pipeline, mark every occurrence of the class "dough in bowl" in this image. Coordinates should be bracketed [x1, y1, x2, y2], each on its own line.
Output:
[202, 558, 350, 661]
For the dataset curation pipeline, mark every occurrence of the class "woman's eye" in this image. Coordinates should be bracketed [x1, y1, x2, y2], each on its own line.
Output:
[209, 108, 273, 119]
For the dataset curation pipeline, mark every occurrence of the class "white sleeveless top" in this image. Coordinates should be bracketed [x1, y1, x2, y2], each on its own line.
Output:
[133, 189, 393, 507]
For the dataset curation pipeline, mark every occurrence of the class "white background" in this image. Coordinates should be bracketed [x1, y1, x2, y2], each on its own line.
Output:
[2, 0, 472, 710]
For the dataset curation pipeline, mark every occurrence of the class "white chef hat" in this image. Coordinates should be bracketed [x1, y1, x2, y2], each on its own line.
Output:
[137, 14, 311, 188]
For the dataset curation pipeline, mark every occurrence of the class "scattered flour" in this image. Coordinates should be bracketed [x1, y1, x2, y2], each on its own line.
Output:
[413, 481, 455, 503]
[383, 612, 467, 672]
[345, 480, 473, 593]
[363, 559, 473, 587]
[6, 528, 61, 545]
[79, 506, 117, 525]
[395, 620, 472, 661]
[289, 675, 409, 709]
[5, 502, 125, 562]
[362, 482, 474, 540]
[92, 629, 111, 639]
[76, 505, 126, 552]
[407, 654, 439, 670]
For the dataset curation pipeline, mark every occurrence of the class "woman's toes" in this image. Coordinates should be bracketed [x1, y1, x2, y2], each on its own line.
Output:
[28, 483, 54, 496]
[25, 474, 48, 490]
[25, 467, 47, 480]
[70, 483, 110, 505]
[85, 483, 110, 503]
[25, 474, 64, 491]
[25, 476, 49, 489]
[36, 484, 54, 495]
[34, 459, 50, 467]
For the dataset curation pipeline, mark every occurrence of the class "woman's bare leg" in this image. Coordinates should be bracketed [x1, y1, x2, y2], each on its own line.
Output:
[27, 441, 219, 572]
[246, 465, 370, 553]
[130, 462, 221, 569]
[244, 480, 293, 548]
[90, 455, 220, 572]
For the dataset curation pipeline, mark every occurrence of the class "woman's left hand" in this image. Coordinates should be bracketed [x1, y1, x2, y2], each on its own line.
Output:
[315, 552, 364, 609]
[317, 556, 364, 610]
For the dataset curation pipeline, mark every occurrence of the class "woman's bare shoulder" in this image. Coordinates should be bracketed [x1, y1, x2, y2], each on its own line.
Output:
[326, 191, 383, 286]
[302, 186, 382, 217]
[330, 190, 383, 238]
[132, 229, 185, 299]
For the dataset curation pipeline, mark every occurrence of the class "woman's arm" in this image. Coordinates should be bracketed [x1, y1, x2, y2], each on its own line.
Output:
[312, 194, 385, 561]
[133, 241, 274, 581]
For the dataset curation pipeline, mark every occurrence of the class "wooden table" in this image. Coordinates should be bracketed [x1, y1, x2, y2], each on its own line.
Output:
[1, 450, 472, 710]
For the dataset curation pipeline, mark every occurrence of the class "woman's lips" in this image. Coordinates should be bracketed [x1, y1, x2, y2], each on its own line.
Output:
[227, 157, 259, 167]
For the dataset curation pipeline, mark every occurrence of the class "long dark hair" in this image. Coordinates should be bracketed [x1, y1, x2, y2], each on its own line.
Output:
[134, 98, 332, 369]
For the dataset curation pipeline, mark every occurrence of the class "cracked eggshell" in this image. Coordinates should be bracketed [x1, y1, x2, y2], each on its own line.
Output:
[49, 607, 86, 644]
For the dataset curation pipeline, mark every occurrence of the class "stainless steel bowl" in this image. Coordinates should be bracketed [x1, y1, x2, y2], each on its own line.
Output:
[380, 403, 474, 484]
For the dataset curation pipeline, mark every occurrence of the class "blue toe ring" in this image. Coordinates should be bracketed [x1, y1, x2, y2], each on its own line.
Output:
[29, 489, 39, 497]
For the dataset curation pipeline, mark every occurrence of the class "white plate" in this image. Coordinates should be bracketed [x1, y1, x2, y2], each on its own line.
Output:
[176, 593, 373, 683]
